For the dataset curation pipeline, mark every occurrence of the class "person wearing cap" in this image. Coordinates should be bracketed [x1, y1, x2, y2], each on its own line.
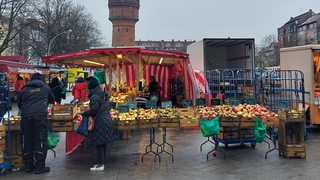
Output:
[82, 76, 113, 172]
[17, 73, 55, 174]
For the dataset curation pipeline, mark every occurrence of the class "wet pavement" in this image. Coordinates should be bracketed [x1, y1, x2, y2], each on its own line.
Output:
[2, 93, 320, 180]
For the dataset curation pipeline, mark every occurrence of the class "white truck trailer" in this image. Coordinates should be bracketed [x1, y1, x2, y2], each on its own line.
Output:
[280, 44, 320, 125]
[187, 38, 255, 71]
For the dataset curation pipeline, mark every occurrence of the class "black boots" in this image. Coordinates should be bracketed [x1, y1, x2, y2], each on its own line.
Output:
[24, 163, 33, 173]
[34, 167, 50, 174]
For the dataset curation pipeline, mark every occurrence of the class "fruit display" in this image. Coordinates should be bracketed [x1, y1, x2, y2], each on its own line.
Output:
[110, 93, 128, 104]
[118, 109, 138, 120]
[110, 109, 119, 120]
[138, 108, 158, 119]
[214, 105, 238, 118]
[197, 107, 219, 120]
[158, 107, 178, 119]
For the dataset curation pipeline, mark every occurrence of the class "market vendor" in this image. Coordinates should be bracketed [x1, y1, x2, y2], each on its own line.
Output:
[149, 76, 161, 105]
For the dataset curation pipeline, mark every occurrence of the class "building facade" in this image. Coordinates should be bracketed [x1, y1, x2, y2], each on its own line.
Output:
[278, 9, 320, 48]
[136, 40, 195, 53]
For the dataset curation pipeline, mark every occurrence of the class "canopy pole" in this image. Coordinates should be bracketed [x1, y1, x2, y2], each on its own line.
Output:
[108, 56, 112, 95]
[135, 54, 140, 95]
[121, 58, 125, 87]
[116, 57, 120, 92]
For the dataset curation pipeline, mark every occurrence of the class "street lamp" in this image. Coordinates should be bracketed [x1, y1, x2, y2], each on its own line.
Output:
[47, 29, 72, 56]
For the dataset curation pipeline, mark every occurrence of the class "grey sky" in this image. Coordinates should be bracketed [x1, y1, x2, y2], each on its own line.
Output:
[73, 0, 320, 46]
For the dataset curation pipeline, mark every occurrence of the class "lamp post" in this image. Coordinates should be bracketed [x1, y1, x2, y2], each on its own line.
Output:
[47, 29, 72, 56]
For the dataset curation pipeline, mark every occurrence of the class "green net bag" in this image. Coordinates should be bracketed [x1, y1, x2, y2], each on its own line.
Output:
[200, 116, 220, 137]
[47, 126, 59, 149]
[254, 117, 266, 143]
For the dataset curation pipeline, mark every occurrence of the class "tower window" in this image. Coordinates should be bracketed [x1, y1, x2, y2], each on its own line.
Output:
[127, 29, 129, 32]
[118, 28, 120, 32]
[130, 38, 133, 42]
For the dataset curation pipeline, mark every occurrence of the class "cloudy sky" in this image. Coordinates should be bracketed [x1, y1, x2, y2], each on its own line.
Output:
[73, 0, 320, 46]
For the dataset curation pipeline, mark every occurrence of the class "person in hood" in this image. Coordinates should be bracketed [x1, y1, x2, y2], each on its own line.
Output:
[49, 77, 62, 104]
[72, 76, 87, 102]
[17, 72, 55, 174]
[82, 76, 113, 172]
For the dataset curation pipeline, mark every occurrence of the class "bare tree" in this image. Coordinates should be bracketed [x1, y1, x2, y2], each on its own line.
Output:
[22, 0, 104, 64]
[255, 34, 280, 68]
[0, 0, 32, 55]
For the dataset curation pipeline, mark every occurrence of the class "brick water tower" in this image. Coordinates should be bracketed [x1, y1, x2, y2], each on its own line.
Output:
[108, 0, 140, 47]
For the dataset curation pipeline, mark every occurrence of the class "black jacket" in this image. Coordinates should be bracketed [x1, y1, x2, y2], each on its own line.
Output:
[82, 87, 113, 145]
[18, 79, 55, 117]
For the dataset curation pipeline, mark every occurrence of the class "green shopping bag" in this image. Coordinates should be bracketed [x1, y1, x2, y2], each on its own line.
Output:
[200, 116, 220, 137]
[254, 117, 266, 143]
[93, 69, 106, 84]
[47, 126, 59, 149]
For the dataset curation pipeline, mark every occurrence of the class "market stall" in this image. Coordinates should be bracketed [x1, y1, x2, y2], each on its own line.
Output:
[0, 59, 50, 101]
[42, 47, 198, 153]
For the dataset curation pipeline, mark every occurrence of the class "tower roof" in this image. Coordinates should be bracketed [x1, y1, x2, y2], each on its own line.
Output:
[108, 0, 140, 8]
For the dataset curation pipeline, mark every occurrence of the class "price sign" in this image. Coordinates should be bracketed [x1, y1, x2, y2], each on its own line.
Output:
[146, 100, 157, 109]
[161, 101, 172, 108]
[118, 105, 130, 113]
[228, 98, 239, 106]
[182, 99, 193, 107]
[127, 102, 137, 109]
[211, 98, 221, 106]
[196, 98, 206, 106]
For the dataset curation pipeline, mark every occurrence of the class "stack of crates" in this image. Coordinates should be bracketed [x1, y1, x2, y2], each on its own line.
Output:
[278, 110, 306, 158]
[50, 104, 77, 132]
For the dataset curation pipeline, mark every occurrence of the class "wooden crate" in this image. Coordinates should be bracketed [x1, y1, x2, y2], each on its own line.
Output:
[220, 116, 240, 127]
[158, 118, 180, 128]
[239, 128, 254, 139]
[217, 131, 239, 140]
[220, 127, 239, 132]
[279, 144, 306, 159]
[8, 155, 24, 170]
[116, 120, 138, 130]
[278, 110, 305, 122]
[9, 131, 22, 156]
[261, 117, 277, 127]
[179, 118, 199, 128]
[0, 138, 6, 151]
[176, 108, 196, 117]
[51, 104, 77, 121]
[240, 119, 255, 128]
[278, 119, 305, 147]
[0, 125, 6, 137]
[49, 120, 74, 132]
[138, 118, 158, 129]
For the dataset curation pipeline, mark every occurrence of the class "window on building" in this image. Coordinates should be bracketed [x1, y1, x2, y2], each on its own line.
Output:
[118, 28, 120, 32]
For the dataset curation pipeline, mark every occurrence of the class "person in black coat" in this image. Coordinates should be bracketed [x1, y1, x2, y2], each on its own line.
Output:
[17, 73, 55, 174]
[82, 77, 113, 172]
[49, 77, 62, 104]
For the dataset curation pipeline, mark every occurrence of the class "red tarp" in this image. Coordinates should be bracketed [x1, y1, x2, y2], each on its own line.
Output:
[0, 60, 50, 74]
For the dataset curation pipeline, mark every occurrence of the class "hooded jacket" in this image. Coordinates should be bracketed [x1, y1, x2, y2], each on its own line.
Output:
[72, 82, 87, 101]
[18, 79, 55, 117]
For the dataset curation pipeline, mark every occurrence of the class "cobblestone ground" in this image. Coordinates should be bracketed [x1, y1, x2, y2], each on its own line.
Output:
[2, 93, 320, 180]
